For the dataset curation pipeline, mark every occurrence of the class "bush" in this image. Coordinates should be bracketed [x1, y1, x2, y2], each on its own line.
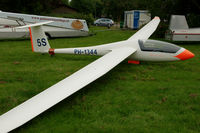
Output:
[152, 21, 169, 38]
[186, 14, 200, 28]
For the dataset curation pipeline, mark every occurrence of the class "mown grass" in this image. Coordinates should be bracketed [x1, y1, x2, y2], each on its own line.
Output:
[0, 26, 200, 133]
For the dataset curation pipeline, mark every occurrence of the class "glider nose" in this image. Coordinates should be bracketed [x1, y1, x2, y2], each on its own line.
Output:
[175, 49, 195, 60]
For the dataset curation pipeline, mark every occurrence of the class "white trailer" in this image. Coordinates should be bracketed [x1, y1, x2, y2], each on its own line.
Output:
[165, 15, 200, 41]
[0, 11, 89, 39]
[124, 10, 151, 29]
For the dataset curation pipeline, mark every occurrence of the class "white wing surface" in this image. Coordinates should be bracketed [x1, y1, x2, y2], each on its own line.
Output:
[0, 47, 136, 133]
[16, 21, 53, 29]
[128, 16, 160, 41]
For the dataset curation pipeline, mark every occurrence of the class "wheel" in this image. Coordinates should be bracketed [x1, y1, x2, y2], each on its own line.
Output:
[107, 24, 111, 29]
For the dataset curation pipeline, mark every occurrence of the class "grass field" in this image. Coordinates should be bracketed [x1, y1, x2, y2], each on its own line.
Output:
[0, 26, 200, 133]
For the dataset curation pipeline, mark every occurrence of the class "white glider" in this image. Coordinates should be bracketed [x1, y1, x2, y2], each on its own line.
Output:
[0, 17, 194, 132]
[166, 15, 200, 41]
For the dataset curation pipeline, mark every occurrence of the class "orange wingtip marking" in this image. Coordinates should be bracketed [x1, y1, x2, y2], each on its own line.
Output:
[28, 27, 34, 52]
[128, 60, 140, 64]
[175, 49, 195, 60]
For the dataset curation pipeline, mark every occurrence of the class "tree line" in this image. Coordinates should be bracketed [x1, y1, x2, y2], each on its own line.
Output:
[0, 0, 200, 25]
[0, 0, 68, 14]
[71, 0, 200, 21]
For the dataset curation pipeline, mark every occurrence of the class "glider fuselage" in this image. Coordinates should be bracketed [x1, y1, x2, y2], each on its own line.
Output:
[50, 39, 193, 62]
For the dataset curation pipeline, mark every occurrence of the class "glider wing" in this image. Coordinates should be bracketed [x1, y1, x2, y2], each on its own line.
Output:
[16, 21, 53, 29]
[128, 16, 160, 41]
[0, 47, 136, 133]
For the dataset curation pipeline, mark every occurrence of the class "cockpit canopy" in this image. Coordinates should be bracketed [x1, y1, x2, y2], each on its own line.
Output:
[139, 39, 181, 53]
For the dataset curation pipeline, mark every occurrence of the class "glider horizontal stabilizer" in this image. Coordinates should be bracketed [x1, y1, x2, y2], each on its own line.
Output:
[16, 21, 53, 29]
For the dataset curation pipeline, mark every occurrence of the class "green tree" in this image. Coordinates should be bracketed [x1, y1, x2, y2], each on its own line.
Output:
[0, 0, 200, 25]
[71, 0, 95, 14]
[0, 0, 68, 14]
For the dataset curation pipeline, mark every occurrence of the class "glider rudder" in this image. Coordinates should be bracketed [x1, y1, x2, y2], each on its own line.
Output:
[16, 21, 53, 53]
[29, 26, 50, 53]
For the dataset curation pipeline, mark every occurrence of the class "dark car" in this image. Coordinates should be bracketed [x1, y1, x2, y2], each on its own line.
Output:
[94, 18, 114, 27]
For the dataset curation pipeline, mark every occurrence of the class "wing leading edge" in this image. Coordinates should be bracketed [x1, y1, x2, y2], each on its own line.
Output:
[128, 16, 160, 41]
[0, 47, 136, 132]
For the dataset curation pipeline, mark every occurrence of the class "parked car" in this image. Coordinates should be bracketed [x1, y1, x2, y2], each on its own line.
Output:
[94, 18, 114, 27]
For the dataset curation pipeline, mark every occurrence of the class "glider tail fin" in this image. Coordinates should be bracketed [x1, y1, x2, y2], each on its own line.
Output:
[17, 21, 53, 53]
[169, 15, 189, 30]
[29, 26, 50, 53]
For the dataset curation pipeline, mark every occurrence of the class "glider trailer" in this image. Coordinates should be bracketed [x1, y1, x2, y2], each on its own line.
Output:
[0, 17, 194, 132]
[0, 11, 89, 39]
[165, 15, 200, 41]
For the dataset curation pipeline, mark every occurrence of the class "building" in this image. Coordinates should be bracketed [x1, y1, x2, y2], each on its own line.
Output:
[124, 10, 151, 29]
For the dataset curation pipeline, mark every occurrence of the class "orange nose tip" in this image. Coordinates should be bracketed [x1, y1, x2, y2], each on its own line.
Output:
[175, 49, 195, 60]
